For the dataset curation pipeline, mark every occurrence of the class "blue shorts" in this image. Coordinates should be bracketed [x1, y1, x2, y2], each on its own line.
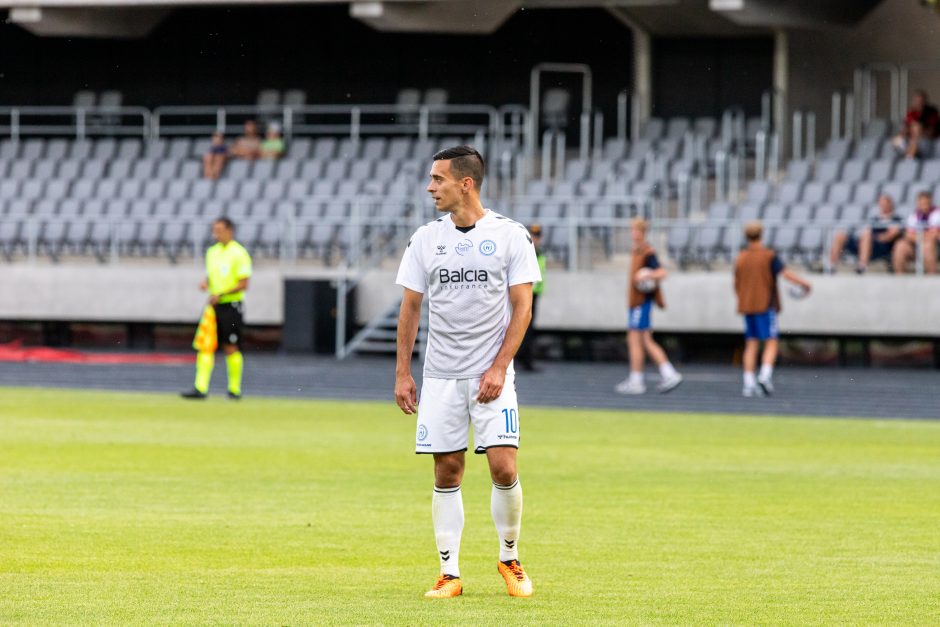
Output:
[744, 310, 778, 340]
[628, 300, 652, 331]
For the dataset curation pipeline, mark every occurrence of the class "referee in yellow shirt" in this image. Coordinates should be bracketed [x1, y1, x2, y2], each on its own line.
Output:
[182, 217, 252, 400]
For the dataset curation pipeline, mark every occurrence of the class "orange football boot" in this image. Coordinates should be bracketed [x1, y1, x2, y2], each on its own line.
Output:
[498, 560, 533, 597]
[424, 574, 462, 598]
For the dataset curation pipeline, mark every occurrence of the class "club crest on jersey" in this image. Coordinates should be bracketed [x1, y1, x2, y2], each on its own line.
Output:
[479, 240, 496, 256]
[455, 239, 473, 256]
[435, 244, 447, 256]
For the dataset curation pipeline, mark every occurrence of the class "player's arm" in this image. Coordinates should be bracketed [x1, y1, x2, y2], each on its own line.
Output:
[395, 288, 423, 415]
[877, 226, 901, 242]
[209, 278, 249, 305]
[781, 268, 811, 293]
[476, 283, 532, 404]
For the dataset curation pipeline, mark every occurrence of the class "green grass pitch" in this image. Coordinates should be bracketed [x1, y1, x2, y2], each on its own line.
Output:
[1, 388, 939, 625]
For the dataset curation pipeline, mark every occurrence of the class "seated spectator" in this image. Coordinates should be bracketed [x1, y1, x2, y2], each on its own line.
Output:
[892, 90, 939, 160]
[891, 190, 940, 274]
[202, 132, 228, 180]
[259, 123, 285, 159]
[827, 194, 903, 274]
[230, 119, 261, 160]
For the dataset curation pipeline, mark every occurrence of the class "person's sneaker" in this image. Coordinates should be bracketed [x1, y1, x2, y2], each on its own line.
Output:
[615, 378, 646, 395]
[742, 385, 764, 398]
[855, 265, 867, 275]
[657, 372, 683, 394]
[227, 391, 242, 400]
[180, 389, 207, 400]
[424, 574, 462, 598]
[498, 560, 533, 597]
[757, 376, 774, 396]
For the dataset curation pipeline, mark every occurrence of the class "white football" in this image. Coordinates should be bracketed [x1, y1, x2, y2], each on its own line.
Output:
[635, 268, 657, 294]
[788, 284, 809, 300]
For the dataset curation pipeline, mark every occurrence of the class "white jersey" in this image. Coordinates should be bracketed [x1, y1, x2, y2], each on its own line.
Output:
[396, 209, 542, 379]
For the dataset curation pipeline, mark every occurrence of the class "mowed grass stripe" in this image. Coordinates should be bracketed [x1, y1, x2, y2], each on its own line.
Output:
[1, 388, 938, 625]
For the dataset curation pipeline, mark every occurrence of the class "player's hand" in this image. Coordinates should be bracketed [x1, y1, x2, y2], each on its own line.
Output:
[476, 364, 506, 404]
[199, 279, 208, 292]
[395, 374, 418, 415]
[802, 282, 812, 294]
[208, 294, 220, 305]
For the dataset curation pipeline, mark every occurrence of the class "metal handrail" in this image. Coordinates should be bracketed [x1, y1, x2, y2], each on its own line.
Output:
[0, 106, 151, 140]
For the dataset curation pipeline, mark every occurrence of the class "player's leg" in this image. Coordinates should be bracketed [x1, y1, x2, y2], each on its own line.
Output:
[183, 306, 217, 399]
[617, 304, 650, 394]
[757, 311, 779, 395]
[922, 229, 938, 274]
[892, 238, 913, 274]
[642, 331, 683, 393]
[471, 376, 533, 597]
[217, 303, 245, 399]
[742, 314, 763, 397]
[828, 229, 849, 271]
[906, 121, 922, 159]
[419, 378, 470, 598]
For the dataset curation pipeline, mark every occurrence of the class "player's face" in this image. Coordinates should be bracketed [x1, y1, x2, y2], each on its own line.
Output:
[878, 196, 893, 216]
[631, 226, 645, 244]
[426, 160, 464, 213]
[212, 221, 233, 244]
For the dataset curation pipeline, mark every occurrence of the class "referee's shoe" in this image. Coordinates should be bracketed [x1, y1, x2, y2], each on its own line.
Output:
[180, 388, 208, 400]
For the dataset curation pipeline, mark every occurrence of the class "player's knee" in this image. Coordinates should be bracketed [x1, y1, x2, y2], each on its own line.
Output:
[491, 465, 517, 486]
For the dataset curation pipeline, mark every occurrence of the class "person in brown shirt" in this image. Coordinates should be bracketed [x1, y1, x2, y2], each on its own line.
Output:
[734, 221, 811, 397]
[615, 218, 683, 395]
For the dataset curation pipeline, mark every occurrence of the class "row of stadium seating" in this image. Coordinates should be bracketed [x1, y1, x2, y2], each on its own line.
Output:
[666, 222, 834, 270]
[746, 179, 940, 208]
[782, 155, 940, 185]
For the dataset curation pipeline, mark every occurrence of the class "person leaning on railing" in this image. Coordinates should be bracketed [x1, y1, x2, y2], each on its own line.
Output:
[891, 190, 940, 274]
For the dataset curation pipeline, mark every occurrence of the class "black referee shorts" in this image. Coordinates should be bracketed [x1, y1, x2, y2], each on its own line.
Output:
[214, 301, 244, 349]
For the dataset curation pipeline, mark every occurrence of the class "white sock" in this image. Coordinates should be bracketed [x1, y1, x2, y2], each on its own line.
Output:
[629, 371, 644, 385]
[759, 364, 774, 380]
[743, 371, 757, 387]
[432, 485, 464, 577]
[491, 478, 523, 562]
[658, 362, 677, 379]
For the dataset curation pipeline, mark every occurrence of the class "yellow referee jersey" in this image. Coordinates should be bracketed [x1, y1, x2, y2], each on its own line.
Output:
[206, 240, 252, 304]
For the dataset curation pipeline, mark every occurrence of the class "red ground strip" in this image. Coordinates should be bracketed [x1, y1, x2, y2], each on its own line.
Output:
[0, 341, 195, 365]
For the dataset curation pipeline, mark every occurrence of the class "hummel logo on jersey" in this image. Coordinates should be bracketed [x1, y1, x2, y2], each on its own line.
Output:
[435, 244, 447, 255]
[439, 268, 489, 284]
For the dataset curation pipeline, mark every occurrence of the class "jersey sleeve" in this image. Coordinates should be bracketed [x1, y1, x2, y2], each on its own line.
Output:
[928, 211, 940, 228]
[233, 246, 253, 279]
[645, 253, 661, 270]
[395, 229, 427, 293]
[770, 254, 784, 275]
[507, 226, 542, 286]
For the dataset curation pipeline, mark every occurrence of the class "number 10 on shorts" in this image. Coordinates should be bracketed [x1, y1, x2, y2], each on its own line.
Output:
[502, 408, 518, 433]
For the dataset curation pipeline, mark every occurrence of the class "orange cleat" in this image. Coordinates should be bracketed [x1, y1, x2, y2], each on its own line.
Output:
[498, 560, 533, 597]
[424, 574, 463, 598]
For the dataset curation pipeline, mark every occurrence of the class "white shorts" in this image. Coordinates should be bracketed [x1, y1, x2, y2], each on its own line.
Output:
[415, 373, 520, 454]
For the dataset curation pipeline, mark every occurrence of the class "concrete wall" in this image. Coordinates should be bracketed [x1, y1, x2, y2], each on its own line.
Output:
[788, 0, 940, 143]
[3, 265, 939, 337]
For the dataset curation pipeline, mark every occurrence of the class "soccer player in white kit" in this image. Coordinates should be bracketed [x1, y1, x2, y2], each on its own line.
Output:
[395, 146, 542, 598]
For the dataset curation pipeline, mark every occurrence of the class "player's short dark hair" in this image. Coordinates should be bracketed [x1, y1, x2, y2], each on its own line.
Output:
[214, 217, 235, 231]
[917, 189, 933, 200]
[432, 145, 485, 191]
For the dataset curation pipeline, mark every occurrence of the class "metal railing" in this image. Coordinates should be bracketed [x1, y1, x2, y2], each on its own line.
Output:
[0, 106, 151, 140]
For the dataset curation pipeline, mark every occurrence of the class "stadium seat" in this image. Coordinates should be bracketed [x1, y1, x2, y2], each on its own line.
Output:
[801, 182, 828, 204]
[852, 181, 880, 205]
[786, 160, 812, 183]
[827, 182, 853, 205]
[840, 159, 868, 183]
[893, 160, 921, 183]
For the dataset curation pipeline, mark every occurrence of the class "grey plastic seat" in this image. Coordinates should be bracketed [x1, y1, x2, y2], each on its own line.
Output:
[361, 138, 387, 160]
[852, 137, 881, 161]
[286, 180, 311, 201]
[788, 203, 814, 222]
[116, 139, 142, 160]
[763, 202, 788, 222]
[227, 160, 252, 180]
[773, 225, 800, 253]
[0, 180, 20, 200]
[117, 180, 144, 201]
[738, 202, 763, 222]
[882, 182, 907, 205]
[83, 199, 107, 218]
[799, 227, 825, 263]
[179, 161, 202, 180]
[387, 138, 413, 160]
[827, 182, 854, 205]
[374, 161, 399, 181]
[39, 220, 70, 260]
[552, 181, 577, 198]
[57, 160, 82, 180]
[839, 204, 865, 227]
[273, 201, 297, 219]
[853, 181, 880, 204]
[786, 160, 812, 183]
[312, 138, 337, 160]
[81, 160, 108, 179]
[867, 159, 895, 182]
[69, 140, 93, 160]
[297, 200, 322, 218]
[905, 184, 930, 204]
[167, 138, 193, 160]
[93, 139, 118, 161]
[164, 180, 191, 201]
[20, 139, 46, 161]
[802, 182, 829, 204]
[617, 159, 644, 181]
[815, 159, 842, 183]
[640, 118, 665, 141]
[578, 180, 603, 198]
[160, 220, 190, 261]
[538, 201, 565, 220]
[746, 180, 772, 204]
[335, 181, 359, 197]
[152, 199, 177, 219]
[34, 199, 58, 218]
[694, 225, 727, 265]
[778, 181, 803, 204]
[45, 180, 70, 200]
[6, 199, 31, 218]
[238, 180, 263, 200]
[20, 180, 44, 202]
[564, 159, 590, 182]
[525, 180, 550, 197]
[863, 118, 889, 139]
[32, 159, 57, 179]
[893, 160, 921, 183]
[693, 117, 717, 138]
[215, 179, 240, 201]
[177, 200, 202, 219]
[136, 221, 162, 255]
[602, 138, 627, 160]
[297, 160, 322, 181]
[142, 180, 166, 200]
[190, 180, 215, 201]
[323, 160, 349, 180]
[707, 201, 733, 220]
[336, 138, 359, 160]
[129, 160, 155, 180]
[59, 198, 82, 218]
[322, 200, 351, 219]
[128, 199, 152, 219]
[45, 139, 69, 160]
[107, 160, 134, 180]
[823, 138, 852, 161]
[274, 159, 301, 180]
[349, 160, 374, 180]
[95, 179, 119, 200]
[411, 139, 435, 159]
[312, 180, 336, 197]
[813, 203, 841, 224]
[252, 160, 276, 179]
[8, 161, 33, 179]
[590, 160, 615, 181]
[149, 160, 177, 180]
[840, 159, 868, 183]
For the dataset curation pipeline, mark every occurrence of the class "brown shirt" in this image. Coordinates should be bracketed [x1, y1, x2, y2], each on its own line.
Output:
[629, 243, 665, 310]
[734, 244, 781, 314]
